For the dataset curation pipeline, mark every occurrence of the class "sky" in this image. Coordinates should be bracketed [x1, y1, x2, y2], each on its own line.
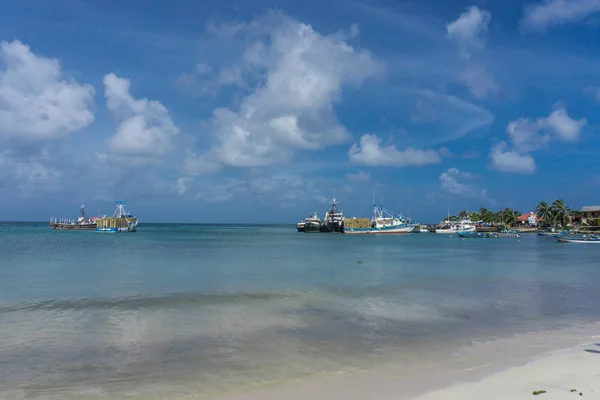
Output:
[0, 0, 599, 223]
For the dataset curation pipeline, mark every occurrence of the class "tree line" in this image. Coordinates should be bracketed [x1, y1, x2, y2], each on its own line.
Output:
[446, 199, 575, 228]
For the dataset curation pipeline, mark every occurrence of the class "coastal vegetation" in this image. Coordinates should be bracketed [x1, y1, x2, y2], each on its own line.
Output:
[446, 199, 577, 228]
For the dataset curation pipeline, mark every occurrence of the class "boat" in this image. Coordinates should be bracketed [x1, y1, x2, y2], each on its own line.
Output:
[49, 205, 97, 230]
[303, 212, 322, 233]
[435, 217, 476, 234]
[412, 224, 430, 233]
[457, 231, 500, 239]
[498, 229, 521, 238]
[537, 228, 570, 237]
[556, 234, 600, 243]
[296, 220, 305, 232]
[343, 204, 415, 234]
[321, 197, 345, 233]
[95, 201, 138, 233]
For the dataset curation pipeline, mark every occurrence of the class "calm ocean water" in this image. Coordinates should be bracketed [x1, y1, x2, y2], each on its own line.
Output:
[1, 222, 599, 399]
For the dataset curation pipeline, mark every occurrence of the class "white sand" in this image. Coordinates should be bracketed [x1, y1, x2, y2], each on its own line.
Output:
[208, 326, 600, 400]
[413, 345, 600, 400]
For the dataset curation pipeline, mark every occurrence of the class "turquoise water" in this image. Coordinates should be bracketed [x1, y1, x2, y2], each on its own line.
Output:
[1, 223, 600, 399]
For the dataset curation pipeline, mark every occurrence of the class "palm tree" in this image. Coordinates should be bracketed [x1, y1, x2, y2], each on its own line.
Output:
[536, 201, 552, 227]
[479, 208, 490, 223]
[459, 210, 468, 219]
[470, 212, 481, 222]
[502, 208, 519, 227]
[551, 199, 571, 229]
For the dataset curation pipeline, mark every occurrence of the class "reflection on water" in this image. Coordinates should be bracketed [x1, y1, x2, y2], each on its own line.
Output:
[1, 225, 600, 399]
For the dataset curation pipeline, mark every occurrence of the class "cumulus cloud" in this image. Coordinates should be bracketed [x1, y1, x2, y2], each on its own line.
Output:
[438, 167, 476, 196]
[184, 12, 383, 175]
[103, 73, 180, 157]
[507, 105, 586, 152]
[521, 0, 600, 31]
[446, 6, 491, 58]
[0, 40, 95, 141]
[489, 104, 583, 174]
[349, 134, 441, 167]
[489, 142, 536, 174]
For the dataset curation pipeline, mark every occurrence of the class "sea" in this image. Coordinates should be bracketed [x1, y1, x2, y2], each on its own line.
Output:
[1, 222, 599, 399]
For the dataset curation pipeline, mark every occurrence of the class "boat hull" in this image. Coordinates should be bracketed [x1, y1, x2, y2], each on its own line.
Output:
[96, 226, 136, 233]
[498, 233, 520, 238]
[458, 231, 500, 239]
[556, 238, 600, 243]
[435, 226, 476, 234]
[344, 225, 415, 234]
[50, 223, 96, 230]
[304, 222, 321, 233]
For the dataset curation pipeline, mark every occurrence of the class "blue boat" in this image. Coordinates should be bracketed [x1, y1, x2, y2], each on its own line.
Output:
[457, 231, 500, 239]
[556, 234, 600, 244]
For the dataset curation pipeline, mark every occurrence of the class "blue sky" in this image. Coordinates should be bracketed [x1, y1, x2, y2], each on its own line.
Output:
[1, 0, 599, 223]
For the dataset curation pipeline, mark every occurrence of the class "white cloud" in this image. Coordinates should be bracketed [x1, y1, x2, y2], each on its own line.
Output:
[0, 150, 63, 196]
[458, 66, 500, 98]
[349, 134, 441, 167]
[506, 105, 586, 152]
[408, 89, 495, 145]
[184, 12, 383, 174]
[438, 167, 477, 196]
[446, 6, 491, 58]
[489, 142, 536, 174]
[103, 73, 180, 157]
[0, 40, 95, 141]
[544, 106, 587, 141]
[346, 171, 371, 183]
[521, 0, 600, 31]
[507, 118, 551, 152]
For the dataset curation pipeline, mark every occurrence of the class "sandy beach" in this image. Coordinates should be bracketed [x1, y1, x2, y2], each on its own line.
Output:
[413, 344, 600, 400]
[210, 325, 600, 400]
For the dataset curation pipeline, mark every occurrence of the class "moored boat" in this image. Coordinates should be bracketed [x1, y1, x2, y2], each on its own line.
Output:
[343, 204, 415, 234]
[556, 234, 600, 243]
[435, 217, 476, 234]
[96, 201, 138, 233]
[296, 220, 305, 232]
[321, 197, 345, 233]
[458, 231, 500, 239]
[49, 205, 97, 230]
[303, 212, 321, 233]
[498, 229, 521, 238]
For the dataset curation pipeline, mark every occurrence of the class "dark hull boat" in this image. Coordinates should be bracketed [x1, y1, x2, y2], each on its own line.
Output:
[49, 205, 97, 230]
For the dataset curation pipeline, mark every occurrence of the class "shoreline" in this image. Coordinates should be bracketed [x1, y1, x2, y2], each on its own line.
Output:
[206, 322, 600, 400]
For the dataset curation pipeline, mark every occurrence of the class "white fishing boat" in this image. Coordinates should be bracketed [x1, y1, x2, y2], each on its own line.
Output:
[435, 217, 476, 234]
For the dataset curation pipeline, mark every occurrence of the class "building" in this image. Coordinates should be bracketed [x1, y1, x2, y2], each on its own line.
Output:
[581, 206, 600, 226]
[518, 212, 541, 226]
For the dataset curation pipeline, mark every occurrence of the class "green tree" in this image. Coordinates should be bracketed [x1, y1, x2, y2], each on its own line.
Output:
[470, 212, 481, 222]
[551, 199, 571, 228]
[459, 210, 468, 219]
[536, 201, 552, 227]
[479, 208, 491, 223]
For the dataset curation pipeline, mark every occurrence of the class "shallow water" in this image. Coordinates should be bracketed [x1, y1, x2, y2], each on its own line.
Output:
[1, 223, 599, 399]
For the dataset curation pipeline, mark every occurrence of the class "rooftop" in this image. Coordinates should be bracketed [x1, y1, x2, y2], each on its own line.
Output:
[581, 206, 600, 212]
